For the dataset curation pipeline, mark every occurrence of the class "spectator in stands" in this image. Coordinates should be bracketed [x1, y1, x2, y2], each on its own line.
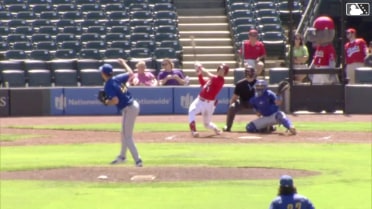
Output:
[364, 41, 372, 67]
[130, 61, 158, 86]
[290, 33, 309, 83]
[344, 28, 368, 84]
[157, 58, 188, 86]
[239, 29, 266, 77]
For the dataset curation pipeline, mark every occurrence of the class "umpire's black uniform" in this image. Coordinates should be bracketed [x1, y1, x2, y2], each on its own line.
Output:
[223, 78, 256, 132]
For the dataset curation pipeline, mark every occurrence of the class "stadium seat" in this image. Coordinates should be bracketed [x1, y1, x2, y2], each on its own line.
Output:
[35, 41, 57, 51]
[153, 19, 177, 27]
[7, 34, 28, 43]
[14, 26, 34, 36]
[60, 40, 82, 52]
[31, 19, 52, 29]
[154, 47, 177, 60]
[76, 59, 102, 72]
[0, 42, 9, 51]
[132, 25, 153, 34]
[0, 11, 12, 20]
[85, 40, 107, 50]
[153, 11, 178, 21]
[79, 48, 102, 60]
[229, 10, 255, 20]
[152, 3, 175, 12]
[257, 23, 284, 33]
[79, 4, 101, 13]
[130, 33, 152, 44]
[28, 0, 49, 5]
[31, 33, 52, 43]
[1, 70, 26, 87]
[104, 4, 125, 12]
[84, 11, 106, 20]
[255, 8, 279, 18]
[148, 0, 172, 4]
[12, 41, 33, 51]
[227, 2, 252, 12]
[61, 11, 84, 20]
[55, 19, 76, 29]
[129, 19, 154, 28]
[80, 33, 101, 43]
[103, 48, 128, 59]
[0, 60, 24, 71]
[62, 26, 83, 35]
[100, 0, 123, 4]
[128, 3, 150, 12]
[155, 25, 178, 34]
[79, 69, 104, 86]
[55, 4, 77, 13]
[253, 1, 276, 10]
[24, 60, 52, 86]
[154, 33, 178, 44]
[8, 19, 28, 29]
[125, 0, 149, 7]
[0, 26, 10, 37]
[129, 47, 152, 59]
[27, 69, 53, 87]
[38, 26, 59, 36]
[107, 11, 129, 21]
[230, 17, 256, 28]
[75, 0, 95, 4]
[7, 4, 29, 13]
[80, 20, 101, 29]
[54, 69, 78, 86]
[105, 33, 126, 42]
[29, 50, 53, 61]
[54, 49, 77, 59]
[233, 24, 256, 35]
[109, 25, 130, 34]
[86, 26, 107, 35]
[130, 11, 153, 20]
[32, 4, 53, 14]
[55, 33, 76, 44]
[4, 50, 27, 60]
[15, 11, 37, 20]
[134, 40, 156, 52]
[159, 40, 183, 56]
[256, 16, 281, 26]
[110, 40, 131, 51]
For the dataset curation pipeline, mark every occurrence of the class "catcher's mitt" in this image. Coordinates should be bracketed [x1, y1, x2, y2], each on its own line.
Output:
[277, 78, 290, 95]
[97, 90, 107, 105]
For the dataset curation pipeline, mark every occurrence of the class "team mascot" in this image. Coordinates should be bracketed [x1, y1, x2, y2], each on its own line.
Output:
[306, 16, 339, 84]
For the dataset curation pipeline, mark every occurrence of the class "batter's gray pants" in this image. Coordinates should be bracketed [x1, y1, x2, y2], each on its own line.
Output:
[120, 100, 141, 162]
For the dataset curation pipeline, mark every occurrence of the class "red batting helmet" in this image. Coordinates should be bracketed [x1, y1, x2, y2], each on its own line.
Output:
[217, 64, 229, 76]
[313, 16, 334, 30]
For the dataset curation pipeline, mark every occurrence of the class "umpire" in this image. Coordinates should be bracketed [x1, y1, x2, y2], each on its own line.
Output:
[223, 65, 257, 132]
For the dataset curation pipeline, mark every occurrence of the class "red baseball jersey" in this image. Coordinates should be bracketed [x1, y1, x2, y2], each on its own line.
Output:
[198, 74, 224, 100]
[345, 38, 367, 64]
[313, 44, 336, 67]
[241, 40, 266, 59]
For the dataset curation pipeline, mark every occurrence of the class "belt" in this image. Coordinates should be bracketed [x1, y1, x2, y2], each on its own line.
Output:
[199, 96, 214, 103]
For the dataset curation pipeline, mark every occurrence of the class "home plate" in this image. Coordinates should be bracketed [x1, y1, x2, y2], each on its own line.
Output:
[97, 175, 108, 180]
[130, 175, 156, 181]
[238, 136, 262, 140]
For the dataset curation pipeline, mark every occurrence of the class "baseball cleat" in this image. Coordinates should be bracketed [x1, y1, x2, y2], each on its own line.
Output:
[110, 156, 126, 165]
[288, 127, 297, 135]
[214, 128, 222, 135]
[223, 126, 231, 132]
[191, 131, 199, 137]
[135, 159, 143, 167]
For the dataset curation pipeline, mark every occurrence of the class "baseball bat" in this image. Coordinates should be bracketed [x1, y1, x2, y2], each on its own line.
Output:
[190, 35, 197, 63]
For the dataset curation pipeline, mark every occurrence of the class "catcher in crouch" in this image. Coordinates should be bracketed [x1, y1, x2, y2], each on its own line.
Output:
[246, 79, 296, 135]
[188, 63, 229, 137]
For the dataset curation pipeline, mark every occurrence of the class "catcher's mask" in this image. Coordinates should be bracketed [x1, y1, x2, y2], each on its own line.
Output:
[255, 79, 268, 97]
[217, 64, 229, 76]
[245, 65, 256, 78]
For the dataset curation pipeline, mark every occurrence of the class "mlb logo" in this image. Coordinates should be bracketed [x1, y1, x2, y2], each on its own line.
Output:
[346, 3, 370, 16]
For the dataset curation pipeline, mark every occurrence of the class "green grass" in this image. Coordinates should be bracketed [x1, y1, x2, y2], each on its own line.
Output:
[6, 121, 372, 132]
[0, 143, 371, 209]
[1, 121, 371, 209]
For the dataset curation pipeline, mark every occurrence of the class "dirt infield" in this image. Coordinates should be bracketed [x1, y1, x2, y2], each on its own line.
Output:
[0, 114, 370, 182]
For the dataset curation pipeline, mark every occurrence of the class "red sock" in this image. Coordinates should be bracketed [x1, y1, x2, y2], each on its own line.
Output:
[189, 121, 196, 132]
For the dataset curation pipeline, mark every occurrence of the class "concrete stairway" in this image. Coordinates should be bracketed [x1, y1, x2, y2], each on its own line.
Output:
[175, 0, 238, 85]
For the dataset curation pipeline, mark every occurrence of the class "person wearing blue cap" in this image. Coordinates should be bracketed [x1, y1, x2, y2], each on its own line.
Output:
[268, 175, 315, 209]
[99, 58, 143, 167]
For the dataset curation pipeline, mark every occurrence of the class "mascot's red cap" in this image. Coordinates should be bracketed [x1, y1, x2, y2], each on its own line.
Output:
[313, 16, 334, 30]
[346, 28, 356, 34]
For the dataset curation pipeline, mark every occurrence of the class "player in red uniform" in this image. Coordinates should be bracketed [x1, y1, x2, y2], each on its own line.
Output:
[344, 28, 368, 84]
[239, 29, 266, 77]
[188, 63, 229, 137]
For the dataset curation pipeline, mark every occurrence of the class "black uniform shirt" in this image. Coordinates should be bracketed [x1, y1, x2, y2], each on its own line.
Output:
[234, 78, 256, 102]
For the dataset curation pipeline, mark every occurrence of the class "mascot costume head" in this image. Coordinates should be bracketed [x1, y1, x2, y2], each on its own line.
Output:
[306, 16, 338, 84]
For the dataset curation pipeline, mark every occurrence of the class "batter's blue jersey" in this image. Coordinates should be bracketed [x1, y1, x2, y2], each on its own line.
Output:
[104, 73, 134, 111]
[249, 89, 279, 116]
[269, 194, 315, 209]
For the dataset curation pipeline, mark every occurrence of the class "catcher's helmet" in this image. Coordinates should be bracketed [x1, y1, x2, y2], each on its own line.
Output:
[217, 64, 229, 76]
[255, 79, 268, 96]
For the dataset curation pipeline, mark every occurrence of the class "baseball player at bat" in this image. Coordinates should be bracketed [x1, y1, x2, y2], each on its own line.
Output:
[188, 63, 229, 137]
[98, 58, 143, 167]
[246, 79, 296, 135]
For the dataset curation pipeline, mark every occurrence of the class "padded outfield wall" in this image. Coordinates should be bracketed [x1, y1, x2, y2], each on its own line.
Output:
[0, 85, 371, 117]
